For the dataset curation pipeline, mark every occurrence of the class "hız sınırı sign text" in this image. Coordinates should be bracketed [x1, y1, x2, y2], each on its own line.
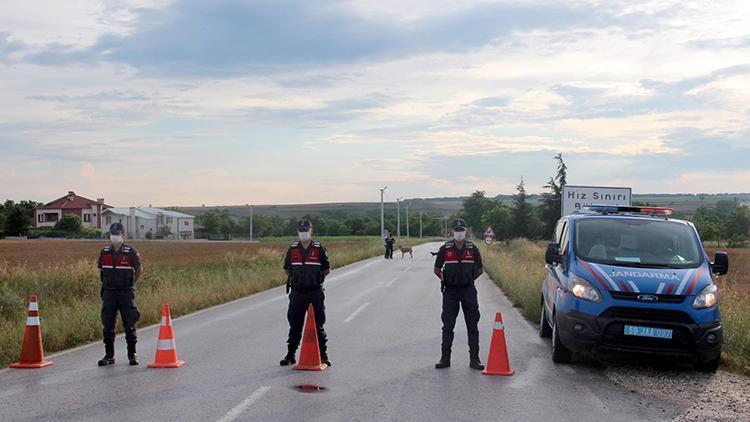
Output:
[561, 185, 632, 216]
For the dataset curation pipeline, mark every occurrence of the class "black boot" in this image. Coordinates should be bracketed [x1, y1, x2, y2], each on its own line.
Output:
[127, 344, 139, 366]
[469, 355, 485, 371]
[280, 345, 297, 366]
[435, 352, 451, 369]
[321, 351, 332, 367]
[98, 343, 115, 366]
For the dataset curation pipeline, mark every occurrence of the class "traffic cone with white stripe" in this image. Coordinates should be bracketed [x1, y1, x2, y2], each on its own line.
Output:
[482, 312, 514, 376]
[147, 304, 185, 368]
[293, 304, 327, 371]
[10, 295, 53, 369]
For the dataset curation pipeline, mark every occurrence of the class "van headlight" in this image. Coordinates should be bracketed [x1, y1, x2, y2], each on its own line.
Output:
[569, 274, 602, 303]
[693, 284, 719, 309]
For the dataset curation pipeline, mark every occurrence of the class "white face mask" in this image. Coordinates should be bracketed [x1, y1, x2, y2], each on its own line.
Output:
[110, 234, 123, 245]
[453, 231, 466, 241]
[298, 231, 311, 241]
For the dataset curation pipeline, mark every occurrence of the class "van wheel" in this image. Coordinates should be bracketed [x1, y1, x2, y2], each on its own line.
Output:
[539, 301, 552, 338]
[695, 356, 720, 373]
[552, 319, 572, 363]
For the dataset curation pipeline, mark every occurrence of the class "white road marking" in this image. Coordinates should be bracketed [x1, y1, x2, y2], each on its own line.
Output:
[326, 259, 380, 283]
[384, 277, 399, 288]
[344, 302, 370, 323]
[216, 386, 271, 422]
[576, 385, 610, 413]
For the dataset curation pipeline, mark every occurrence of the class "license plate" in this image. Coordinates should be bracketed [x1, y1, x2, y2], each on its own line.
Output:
[623, 325, 673, 340]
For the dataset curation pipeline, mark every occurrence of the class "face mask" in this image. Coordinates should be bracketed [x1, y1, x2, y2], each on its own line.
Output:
[453, 231, 466, 241]
[110, 234, 123, 245]
[298, 231, 311, 241]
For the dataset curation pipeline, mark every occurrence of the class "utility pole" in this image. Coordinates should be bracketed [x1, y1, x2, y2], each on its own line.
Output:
[419, 211, 423, 238]
[250, 204, 254, 241]
[406, 203, 409, 238]
[396, 197, 403, 240]
[380, 186, 388, 239]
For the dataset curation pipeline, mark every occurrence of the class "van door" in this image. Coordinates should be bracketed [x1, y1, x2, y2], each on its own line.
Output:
[544, 219, 568, 316]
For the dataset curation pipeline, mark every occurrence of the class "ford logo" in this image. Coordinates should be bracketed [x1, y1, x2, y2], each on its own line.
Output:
[637, 294, 659, 303]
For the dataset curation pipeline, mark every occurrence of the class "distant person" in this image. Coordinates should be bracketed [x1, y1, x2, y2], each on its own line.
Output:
[97, 223, 142, 366]
[280, 219, 332, 366]
[433, 218, 485, 370]
[385, 233, 395, 259]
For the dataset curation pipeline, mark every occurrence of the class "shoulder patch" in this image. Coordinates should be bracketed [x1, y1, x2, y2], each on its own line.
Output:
[444, 240, 454, 247]
[290, 241, 300, 247]
[103, 246, 111, 251]
[466, 242, 475, 249]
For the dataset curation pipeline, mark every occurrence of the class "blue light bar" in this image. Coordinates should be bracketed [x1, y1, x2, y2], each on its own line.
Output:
[581, 205, 673, 216]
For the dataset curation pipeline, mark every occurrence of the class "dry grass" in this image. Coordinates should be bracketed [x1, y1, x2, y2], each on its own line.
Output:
[481, 240, 750, 375]
[0, 238, 425, 367]
[706, 248, 750, 373]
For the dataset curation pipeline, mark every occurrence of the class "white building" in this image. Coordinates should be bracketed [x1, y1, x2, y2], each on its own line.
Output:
[101, 207, 195, 240]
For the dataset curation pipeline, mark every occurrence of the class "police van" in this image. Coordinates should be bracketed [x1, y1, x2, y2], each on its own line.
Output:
[540, 205, 728, 372]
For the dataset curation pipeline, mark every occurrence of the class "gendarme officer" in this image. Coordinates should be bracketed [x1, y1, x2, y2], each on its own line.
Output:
[433, 218, 485, 370]
[280, 219, 331, 366]
[97, 223, 142, 366]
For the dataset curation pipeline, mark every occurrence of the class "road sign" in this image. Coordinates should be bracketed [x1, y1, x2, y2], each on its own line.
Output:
[562, 185, 631, 217]
[484, 226, 494, 245]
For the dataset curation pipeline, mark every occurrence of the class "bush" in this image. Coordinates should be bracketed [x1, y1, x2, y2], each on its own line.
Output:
[145, 231, 153, 240]
[0, 284, 24, 319]
[54, 215, 83, 233]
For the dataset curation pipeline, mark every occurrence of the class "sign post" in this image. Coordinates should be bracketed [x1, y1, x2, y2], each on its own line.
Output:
[484, 227, 495, 245]
[561, 185, 632, 217]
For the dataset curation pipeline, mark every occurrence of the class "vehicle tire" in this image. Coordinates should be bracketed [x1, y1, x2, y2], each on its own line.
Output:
[551, 317, 573, 363]
[695, 355, 720, 373]
[539, 300, 552, 338]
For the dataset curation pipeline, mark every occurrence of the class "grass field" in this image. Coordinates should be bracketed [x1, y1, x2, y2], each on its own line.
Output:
[480, 239, 750, 375]
[0, 237, 432, 367]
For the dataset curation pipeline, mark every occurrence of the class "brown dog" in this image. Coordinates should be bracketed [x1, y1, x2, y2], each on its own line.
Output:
[398, 245, 413, 259]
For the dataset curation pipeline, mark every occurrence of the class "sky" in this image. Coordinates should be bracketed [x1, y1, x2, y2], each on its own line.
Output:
[1, 0, 749, 206]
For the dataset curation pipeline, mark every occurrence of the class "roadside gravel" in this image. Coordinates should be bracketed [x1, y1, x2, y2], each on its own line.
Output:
[604, 365, 750, 421]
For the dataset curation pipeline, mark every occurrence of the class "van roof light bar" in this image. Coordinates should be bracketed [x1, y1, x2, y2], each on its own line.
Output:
[581, 204, 673, 217]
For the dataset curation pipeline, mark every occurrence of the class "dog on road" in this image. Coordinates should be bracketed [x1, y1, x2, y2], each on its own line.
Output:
[398, 245, 413, 259]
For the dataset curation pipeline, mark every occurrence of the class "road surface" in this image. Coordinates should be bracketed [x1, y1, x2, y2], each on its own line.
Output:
[1, 242, 689, 421]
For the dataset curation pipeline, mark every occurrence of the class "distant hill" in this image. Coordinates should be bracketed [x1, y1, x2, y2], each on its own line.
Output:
[169, 193, 750, 218]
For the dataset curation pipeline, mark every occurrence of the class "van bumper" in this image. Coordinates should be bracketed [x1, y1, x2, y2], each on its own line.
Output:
[556, 309, 722, 363]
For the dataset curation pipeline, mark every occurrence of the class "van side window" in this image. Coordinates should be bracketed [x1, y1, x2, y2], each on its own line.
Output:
[559, 222, 570, 255]
[554, 220, 567, 243]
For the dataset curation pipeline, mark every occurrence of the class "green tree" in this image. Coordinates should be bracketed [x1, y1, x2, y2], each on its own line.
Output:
[511, 179, 534, 238]
[725, 206, 750, 240]
[196, 211, 223, 236]
[538, 153, 567, 237]
[462, 190, 495, 233]
[481, 202, 512, 240]
[2, 200, 39, 236]
[54, 215, 83, 232]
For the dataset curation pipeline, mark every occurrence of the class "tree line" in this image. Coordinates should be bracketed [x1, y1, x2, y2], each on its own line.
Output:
[195, 209, 451, 238]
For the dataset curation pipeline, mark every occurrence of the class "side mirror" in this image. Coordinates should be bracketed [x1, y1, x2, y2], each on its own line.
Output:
[545, 242, 562, 265]
[711, 252, 729, 276]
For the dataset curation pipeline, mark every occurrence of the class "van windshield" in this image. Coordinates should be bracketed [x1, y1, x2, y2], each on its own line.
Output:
[574, 218, 702, 268]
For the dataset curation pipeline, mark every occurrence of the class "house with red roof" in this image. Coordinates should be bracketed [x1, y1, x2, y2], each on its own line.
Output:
[33, 191, 110, 229]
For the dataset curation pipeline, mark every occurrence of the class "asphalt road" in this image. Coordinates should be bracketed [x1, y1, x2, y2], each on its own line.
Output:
[0, 241, 688, 421]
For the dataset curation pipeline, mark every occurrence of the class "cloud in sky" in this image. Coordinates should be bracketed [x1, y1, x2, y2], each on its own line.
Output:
[0, 0, 749, 206]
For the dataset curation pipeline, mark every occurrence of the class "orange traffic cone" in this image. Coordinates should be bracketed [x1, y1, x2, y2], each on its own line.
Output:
[148, 304, 185, 368]
[482, 312, 514, 376]
[293, 304, 327, 371]
[10, 295, 53, 369]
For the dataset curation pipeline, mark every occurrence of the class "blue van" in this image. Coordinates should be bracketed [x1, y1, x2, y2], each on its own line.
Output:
[540, 205, 729, 372]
